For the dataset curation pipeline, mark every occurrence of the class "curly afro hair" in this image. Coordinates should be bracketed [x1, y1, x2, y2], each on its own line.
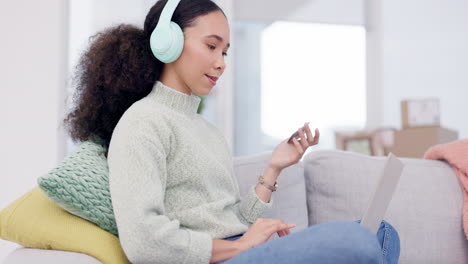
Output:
[64, 24, 160, 149]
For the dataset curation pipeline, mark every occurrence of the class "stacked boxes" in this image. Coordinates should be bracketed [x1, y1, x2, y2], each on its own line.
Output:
[386, 127, 458, 158]
[386, 99, 458, 158]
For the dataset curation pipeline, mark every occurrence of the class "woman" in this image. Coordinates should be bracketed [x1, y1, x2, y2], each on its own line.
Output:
[65, 0, 400, 263]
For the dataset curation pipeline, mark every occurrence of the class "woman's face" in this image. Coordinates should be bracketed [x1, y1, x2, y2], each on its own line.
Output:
[162, 10, 230, 96]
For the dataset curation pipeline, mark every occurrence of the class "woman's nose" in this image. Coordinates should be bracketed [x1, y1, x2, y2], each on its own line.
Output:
[214, 54, 226, 71]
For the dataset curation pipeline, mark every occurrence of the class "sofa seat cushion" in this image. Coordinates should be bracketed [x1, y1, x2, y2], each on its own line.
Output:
[3, 248, 101, 264]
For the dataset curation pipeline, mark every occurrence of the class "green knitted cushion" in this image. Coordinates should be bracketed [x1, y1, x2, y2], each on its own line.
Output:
[37, 141, 117, 236]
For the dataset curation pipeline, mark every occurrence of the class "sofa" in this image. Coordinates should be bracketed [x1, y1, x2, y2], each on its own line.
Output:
[3, 149, 468, 263]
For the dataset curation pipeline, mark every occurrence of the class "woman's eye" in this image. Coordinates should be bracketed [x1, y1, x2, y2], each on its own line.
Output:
[207, 44, 228, 56]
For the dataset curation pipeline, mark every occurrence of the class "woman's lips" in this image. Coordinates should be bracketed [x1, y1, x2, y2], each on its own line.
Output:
[205, 74, 218, 86]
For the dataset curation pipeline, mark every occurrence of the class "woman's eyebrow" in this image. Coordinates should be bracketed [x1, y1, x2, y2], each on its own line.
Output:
[205, 34, 230, 48]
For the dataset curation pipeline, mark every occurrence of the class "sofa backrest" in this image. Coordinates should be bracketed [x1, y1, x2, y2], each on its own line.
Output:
[303, 149, 468, 264]
[233, 152, 308, 233]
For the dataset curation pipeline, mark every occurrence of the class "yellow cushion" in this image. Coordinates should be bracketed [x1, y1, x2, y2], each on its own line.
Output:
[0, 187, 129, 264]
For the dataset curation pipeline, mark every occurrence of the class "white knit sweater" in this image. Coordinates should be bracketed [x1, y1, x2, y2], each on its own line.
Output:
[108, 81, 273, 264]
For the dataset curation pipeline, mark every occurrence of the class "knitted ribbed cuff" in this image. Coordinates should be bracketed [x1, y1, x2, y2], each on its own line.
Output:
[238, 185, 274, 224]
[185, 229, 213, 264]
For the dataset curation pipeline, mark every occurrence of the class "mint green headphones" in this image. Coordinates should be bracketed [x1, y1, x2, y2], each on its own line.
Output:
[150, 0, 183, 63]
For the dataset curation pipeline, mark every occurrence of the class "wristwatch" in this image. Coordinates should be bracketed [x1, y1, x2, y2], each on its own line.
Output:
[258, 175, 278, 192]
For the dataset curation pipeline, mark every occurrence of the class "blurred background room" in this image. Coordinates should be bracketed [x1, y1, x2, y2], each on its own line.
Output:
[1, 0, 468, 260]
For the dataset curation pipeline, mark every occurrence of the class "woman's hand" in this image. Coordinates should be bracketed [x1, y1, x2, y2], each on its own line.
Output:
[268, 123, 320, 171]
[236, 218, 296, 250]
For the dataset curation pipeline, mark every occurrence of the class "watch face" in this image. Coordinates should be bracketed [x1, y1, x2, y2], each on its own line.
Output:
[407, 99, 440, 127]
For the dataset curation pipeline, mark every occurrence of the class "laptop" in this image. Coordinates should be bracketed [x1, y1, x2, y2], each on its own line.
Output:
[360, 153, 404, 234]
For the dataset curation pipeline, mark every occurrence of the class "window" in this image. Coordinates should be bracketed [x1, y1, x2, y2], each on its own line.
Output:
[261, 21, 366, 150]
[234, 21, 366, 155]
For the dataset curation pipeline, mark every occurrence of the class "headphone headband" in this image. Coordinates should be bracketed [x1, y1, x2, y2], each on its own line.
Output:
[157, 0, 181, 28]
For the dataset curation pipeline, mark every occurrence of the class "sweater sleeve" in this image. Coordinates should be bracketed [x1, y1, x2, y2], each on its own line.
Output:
[232, 185, 274, 225]
[200, 117, 273, 225]
[108, 116, 212, 264]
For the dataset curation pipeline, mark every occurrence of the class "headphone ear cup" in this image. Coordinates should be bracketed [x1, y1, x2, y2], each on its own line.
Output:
[150, 21, 184, 63]
[166, 22, 184, 62]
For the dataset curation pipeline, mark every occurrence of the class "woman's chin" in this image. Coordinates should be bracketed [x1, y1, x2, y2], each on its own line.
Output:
[196, 88, 212, 97]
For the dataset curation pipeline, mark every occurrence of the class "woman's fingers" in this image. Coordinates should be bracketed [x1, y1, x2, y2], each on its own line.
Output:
[277, 223, 295, 237]
[292, 137, 304, 155]
[312, 128, 320, 145]
[278, 223, 296, 231]
[304, 123, 320, 146]
[277, 230, 286, 237]
[268, 222, 294, 232]
[298, 128, 308, 149]
[304, 123, 314, 145]
[262, 220, 295, 237]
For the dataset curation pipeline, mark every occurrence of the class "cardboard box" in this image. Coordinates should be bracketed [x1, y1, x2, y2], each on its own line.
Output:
[386, 127, 458, 158]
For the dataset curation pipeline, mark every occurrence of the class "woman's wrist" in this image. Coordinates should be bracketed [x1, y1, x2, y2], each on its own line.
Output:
[263, 164, 282, 182]
[211, 239, 249, 263]
[234, 239, 251, 253]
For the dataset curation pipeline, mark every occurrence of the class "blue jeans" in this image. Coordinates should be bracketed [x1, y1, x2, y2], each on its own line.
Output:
[216, 220, 400, 264]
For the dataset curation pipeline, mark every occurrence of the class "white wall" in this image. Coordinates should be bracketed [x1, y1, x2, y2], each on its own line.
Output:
[0, 0, 69, 260]
[235, 0, 364, 25]
[369, 0, 468, 137]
